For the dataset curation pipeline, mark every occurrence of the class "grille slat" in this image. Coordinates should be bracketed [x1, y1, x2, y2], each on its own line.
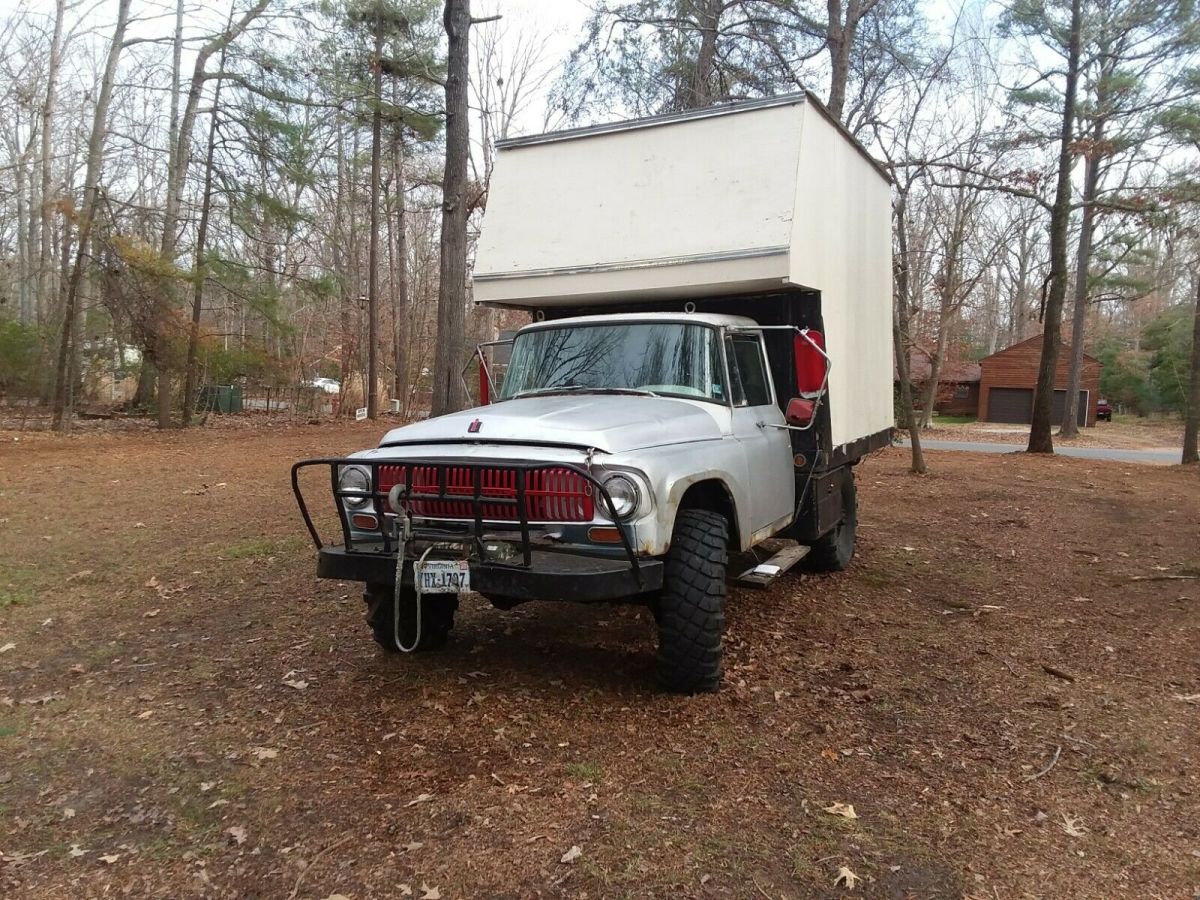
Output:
[376, 464, 593, 523]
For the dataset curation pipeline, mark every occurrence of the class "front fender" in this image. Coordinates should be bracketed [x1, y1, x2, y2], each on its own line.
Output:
[607, 440, 753, 555]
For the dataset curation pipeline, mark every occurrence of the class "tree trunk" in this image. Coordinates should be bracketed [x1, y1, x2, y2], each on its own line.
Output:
[1027, 0, 1082, 454]
[38, 0, 66, 324]
[51, 0, 132, 430]
[893, 190, 925, 474]
[1183, 273, 1200, 465]
[826, 0, 862, 122]
[366, 23, 384, 419]
[687, 0, 721, 108]
[1060, 121, 1103, 438]
[392, 130, 410, 410]
[431, 0, 472, 417]
[181, 27, 231, 426]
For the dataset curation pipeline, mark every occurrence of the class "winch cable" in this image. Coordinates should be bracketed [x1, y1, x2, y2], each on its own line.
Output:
[390, 505, 428, 653]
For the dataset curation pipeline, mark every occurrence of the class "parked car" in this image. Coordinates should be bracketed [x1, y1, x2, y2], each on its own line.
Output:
[292, 93, 893, 692]
[305, 377, 340, 395]
[1096, 398, 1113, 421]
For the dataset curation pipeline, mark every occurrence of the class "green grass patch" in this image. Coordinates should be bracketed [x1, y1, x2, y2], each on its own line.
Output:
[934, 414, 977, 425]
[0, 562, 40, 609]
[565, 761, 603, 783]
[0, 586, 33, 609]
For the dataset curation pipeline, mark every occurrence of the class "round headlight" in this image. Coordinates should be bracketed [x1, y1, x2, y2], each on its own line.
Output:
[338, 465, 371, 508]
[600, 474, 640, 520]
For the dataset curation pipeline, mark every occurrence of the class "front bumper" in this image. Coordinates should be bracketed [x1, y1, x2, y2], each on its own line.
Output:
[317, 544, 663, 602]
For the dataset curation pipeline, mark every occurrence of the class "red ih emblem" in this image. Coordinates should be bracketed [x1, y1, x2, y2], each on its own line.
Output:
[467, 418, 482, 434]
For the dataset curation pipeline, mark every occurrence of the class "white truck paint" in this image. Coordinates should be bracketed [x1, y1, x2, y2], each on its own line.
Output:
[474, 92, 892, 450]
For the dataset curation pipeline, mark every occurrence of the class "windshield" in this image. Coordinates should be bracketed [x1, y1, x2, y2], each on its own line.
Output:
[500, 322, 726, 403]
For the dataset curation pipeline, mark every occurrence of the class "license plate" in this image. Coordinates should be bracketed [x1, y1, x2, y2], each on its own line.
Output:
[414, 559, 470, 595]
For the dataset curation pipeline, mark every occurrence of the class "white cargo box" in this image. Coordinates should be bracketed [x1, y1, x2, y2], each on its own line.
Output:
[473, 92, 894, 449]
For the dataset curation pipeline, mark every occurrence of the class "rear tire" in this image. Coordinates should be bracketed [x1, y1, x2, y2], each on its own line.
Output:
[803, 469, 857, 572]
[655, 509, 728, 694]
[363, 582, 456, 652]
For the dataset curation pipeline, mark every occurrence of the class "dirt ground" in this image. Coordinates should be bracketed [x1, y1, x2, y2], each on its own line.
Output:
[1, 421, 1198, 899]
[924, 415, 1184, 450]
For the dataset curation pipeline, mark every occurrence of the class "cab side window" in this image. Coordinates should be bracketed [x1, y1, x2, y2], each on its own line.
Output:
[726, 334, 771, 407]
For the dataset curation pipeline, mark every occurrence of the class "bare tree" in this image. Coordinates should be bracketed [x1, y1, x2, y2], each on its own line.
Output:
[431, 0, 488, 416]
[51, 0, 132, 430]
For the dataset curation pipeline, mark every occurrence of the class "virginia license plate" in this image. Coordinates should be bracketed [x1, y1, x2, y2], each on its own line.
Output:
[414, 559, 470, 594]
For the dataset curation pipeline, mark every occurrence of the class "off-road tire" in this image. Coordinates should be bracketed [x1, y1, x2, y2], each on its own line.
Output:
[803, 470, 857, 572]
[655, 509, 728, 693]
[363, 582, 456, 652]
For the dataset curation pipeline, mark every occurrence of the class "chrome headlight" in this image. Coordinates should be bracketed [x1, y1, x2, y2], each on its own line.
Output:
[338, 465, 371, 508]
[600, 473, 640, 520]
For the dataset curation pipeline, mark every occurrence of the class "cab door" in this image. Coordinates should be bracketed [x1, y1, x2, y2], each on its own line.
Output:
[725, 331, 796, 535]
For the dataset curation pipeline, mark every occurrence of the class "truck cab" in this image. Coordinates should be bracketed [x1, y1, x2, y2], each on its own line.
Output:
[293, 93, 894, 693]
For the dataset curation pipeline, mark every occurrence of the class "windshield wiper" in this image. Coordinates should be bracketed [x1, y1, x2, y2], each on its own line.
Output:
[513, 385, 659, 399]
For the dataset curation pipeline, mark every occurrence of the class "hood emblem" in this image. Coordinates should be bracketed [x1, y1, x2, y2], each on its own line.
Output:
[467, 418, 482, 434]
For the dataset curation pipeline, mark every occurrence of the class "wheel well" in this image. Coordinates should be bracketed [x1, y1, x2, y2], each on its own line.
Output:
[677, 480, 740, 549]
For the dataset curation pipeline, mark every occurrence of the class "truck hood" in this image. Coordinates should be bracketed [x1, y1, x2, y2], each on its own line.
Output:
[379, 394, 727, 453]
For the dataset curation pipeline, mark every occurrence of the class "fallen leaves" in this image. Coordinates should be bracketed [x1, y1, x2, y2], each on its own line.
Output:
[834, 865, 861, 889]
[251, 747, 279, 761]
[0, 642, 15, 654]
[1060, 814, 1087, 838]
[405, 793, 434, 807]
[226, 825, 247, 846]
[822, 802, 859, 820]
[560, 845, 583, 864]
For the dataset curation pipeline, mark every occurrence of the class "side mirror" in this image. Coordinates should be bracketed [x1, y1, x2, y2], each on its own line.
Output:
[785, 397, 816, 427]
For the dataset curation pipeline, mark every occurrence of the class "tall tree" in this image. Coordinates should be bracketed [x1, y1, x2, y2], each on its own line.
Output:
[430, 0, 482, 416]
[51, 0, 131, 429]
[153, 0, 269, 428]
[1159, 70, 1200, 462]
[1004, 0, 1085, 454]
[1060, 0, 1200, 436]
[37, 0, 66, 323]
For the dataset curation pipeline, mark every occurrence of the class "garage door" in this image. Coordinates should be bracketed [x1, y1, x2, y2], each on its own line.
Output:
[1051, 389, 1088, 427]
[986, 388, 1033, 423]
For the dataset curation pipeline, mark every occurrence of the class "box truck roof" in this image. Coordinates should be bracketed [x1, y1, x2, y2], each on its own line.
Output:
[473, 91, 891, 311]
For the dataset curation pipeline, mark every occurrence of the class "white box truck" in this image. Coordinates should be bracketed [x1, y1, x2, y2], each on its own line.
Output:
[293, 92, 894, 693]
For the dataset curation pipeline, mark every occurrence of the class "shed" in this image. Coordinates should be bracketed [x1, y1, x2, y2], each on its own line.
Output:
[978, 335, 1102, 427]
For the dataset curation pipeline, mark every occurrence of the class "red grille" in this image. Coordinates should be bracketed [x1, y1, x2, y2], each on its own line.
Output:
[376, 465, 594, 523]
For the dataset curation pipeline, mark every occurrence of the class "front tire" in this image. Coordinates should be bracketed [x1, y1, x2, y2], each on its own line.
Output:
[364, 582, 456, 652]
[655, 509, 728, 694]
[803, 469, 857, 572]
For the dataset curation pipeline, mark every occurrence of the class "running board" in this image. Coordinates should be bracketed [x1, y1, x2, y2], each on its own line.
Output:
[735, 541, 810, 588]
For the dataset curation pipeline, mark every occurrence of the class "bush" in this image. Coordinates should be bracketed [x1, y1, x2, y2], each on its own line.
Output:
[0, 317, 45, 400]
[1143, 307, 1193, 415]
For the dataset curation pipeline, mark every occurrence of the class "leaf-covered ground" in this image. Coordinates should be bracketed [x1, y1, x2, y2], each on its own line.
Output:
[1, 421, 1198, 899]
